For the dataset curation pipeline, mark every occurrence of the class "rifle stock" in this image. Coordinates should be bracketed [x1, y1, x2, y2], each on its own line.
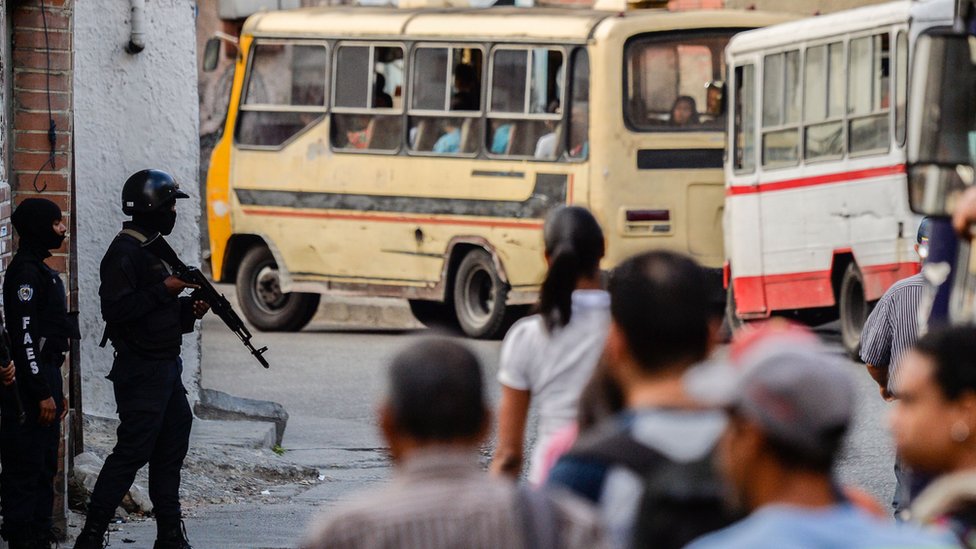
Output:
[143, 234, 270, 369]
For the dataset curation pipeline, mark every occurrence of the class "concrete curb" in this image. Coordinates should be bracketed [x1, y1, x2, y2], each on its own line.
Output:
[194, 388, 289, 447]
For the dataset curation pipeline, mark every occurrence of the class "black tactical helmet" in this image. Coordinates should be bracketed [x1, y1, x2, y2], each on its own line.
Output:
[121, 169, 190, 215]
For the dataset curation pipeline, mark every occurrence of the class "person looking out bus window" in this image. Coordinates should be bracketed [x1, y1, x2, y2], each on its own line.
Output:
[373, 73, 393, 109]
[534, 100, 561, 159]
[490, 206, 608, 485]
[450, 63, 480, 111]
[671, 95, 700, 126]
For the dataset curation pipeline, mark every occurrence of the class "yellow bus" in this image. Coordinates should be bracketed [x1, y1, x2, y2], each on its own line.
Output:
[206, 5, 792, 337]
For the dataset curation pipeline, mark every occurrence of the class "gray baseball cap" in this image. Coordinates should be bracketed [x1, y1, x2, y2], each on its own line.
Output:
[687, 325, 856, 459]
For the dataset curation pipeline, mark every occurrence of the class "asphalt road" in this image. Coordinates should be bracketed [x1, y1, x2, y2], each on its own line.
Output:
[108, 294, 898, 548]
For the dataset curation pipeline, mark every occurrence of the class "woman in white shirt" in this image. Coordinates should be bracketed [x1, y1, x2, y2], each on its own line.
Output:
[490, 206, 609, 485]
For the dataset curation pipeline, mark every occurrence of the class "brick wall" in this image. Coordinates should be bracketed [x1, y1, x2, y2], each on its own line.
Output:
[8, 0, 74, 537]
[10, 0, 73, 275]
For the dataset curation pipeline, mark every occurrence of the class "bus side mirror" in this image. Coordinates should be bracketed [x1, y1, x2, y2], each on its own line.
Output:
[907, 32, 976, 217]
[203, 37, 221, 73]
[705, 80, 725, 117]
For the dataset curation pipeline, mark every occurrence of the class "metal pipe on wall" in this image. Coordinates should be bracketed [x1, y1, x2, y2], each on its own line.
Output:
[126, 0, 146, 54]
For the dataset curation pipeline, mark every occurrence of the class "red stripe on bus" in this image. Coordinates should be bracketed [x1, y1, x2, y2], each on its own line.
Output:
[726, 164, 907, 196]
[240, 207, 545, 230]
[732, 260, 919, 316]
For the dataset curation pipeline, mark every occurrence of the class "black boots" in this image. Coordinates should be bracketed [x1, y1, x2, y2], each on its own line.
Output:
[72, 515, 191, 548]
[71, 518, 108, 549]
[152, 518, 192, 549]
[3, 525, 57, 549]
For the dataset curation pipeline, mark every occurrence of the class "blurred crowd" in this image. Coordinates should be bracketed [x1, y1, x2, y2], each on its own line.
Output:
[300, 205, 976, 549]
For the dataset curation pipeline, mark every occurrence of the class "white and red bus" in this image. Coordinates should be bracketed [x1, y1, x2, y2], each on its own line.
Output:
[724, 0, 953, 353]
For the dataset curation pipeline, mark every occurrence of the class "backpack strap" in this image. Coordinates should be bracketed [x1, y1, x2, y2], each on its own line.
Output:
[564, 418, 665, 474]
[119, 228, 148, 244]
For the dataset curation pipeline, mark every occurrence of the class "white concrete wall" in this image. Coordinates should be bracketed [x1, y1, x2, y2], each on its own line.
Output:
[74, 0, 201, 417]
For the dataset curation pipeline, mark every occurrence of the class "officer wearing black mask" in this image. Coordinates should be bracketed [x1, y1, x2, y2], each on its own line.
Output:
[74, 170, 208, 549]
[0, 198, 79, 549]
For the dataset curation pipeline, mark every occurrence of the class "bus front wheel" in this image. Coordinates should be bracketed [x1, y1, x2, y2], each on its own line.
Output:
[453, 249, 509, 339]
[839, 263, 872, 357]
[236, 247, 320, 332]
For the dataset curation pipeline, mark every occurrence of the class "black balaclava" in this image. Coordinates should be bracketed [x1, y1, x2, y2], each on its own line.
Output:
[132, 201, 177, 236]
[12, 198, 64, 251]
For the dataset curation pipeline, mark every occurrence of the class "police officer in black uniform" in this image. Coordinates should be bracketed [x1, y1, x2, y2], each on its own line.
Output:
[0, 198, 78, 549]
[74, 170, 208, 549]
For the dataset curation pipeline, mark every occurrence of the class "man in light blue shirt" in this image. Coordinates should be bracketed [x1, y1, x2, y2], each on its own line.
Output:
[684, 324, 957, 549]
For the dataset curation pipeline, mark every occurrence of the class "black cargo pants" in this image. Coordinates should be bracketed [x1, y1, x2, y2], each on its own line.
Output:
[0, 356, 64, 541]
[86, 356, 191, 522]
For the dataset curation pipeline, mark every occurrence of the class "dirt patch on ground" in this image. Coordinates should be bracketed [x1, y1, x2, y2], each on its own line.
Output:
[76, 415, 319, 516]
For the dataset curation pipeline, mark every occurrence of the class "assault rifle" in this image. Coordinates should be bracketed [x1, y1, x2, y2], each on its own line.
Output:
[0, 327, 26, 425]
[142, 233, 271, 369]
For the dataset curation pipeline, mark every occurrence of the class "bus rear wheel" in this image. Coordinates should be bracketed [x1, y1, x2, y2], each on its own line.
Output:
[839, 263, 871, 357]
[408, 300, 459, 331]
[453, 249, 509, 339]
[236, 246, 320, 332]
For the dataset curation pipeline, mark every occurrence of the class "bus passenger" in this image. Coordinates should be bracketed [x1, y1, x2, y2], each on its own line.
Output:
[451, 63, 480, 111]
[568, 102, 589, 159]
[535, 100, 561, 159]
[670, 95, 700, 126]
[373, 74, 393, 109]
[433, 120, 461, 153]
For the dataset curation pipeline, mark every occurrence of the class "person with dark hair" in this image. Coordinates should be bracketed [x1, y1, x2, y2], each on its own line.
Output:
[0, 198, 78, 549]
[891, 326, 976, 544]
[670, 95, 700, 126]
[491, 206, 608, 484]
[685, 324, 953, 549]
[302, 337, 606, 549]
[547, 250, 729, 549]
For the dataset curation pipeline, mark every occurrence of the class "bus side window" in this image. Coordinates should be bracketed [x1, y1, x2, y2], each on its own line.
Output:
[408, 46, 483, 155]
[236, 42, 328, 148]
[804, 42, 845, 160]
[568, 48, 589, 160]
[331, 43, 404, 153]
[761, 50, 800, 167]
[487, 47, 564, 160]
[894, 31, 908, 147]
[734, 64, 756, 173]
[848, 33, 891, 155]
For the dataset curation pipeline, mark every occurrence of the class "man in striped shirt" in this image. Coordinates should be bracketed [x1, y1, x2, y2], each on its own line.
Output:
[302, 337, 606, 549]
[859, 217, 931, 517]
[860, 218, 931, 400]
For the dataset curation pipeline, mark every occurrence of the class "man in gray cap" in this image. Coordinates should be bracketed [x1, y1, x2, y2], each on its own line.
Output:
[685, 323, 954, 549]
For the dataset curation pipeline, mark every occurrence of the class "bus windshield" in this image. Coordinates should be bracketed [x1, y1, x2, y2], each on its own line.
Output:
[625, 32, 733, 131]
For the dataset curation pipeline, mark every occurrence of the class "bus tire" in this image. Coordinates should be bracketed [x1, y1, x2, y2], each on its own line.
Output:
[408, 299, 459, 331]
[839, 263, 870, 357]
[453, 249, 509, 339]
[236, 246, 320, 332]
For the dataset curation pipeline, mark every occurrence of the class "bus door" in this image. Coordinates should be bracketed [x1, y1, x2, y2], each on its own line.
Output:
[727, 60, 768, 317]
[231, 40, 330, 278]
